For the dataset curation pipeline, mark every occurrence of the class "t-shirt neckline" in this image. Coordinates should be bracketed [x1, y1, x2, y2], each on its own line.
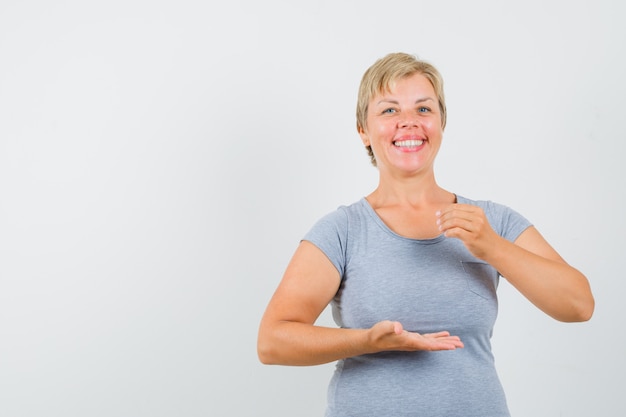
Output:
[359, 197, 464, 244]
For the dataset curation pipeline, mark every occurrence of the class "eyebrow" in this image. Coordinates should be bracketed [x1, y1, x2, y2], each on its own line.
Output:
[376, 97, 435, 105]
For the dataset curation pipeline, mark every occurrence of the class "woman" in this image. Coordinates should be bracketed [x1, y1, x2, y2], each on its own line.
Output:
[257, 52, 594, 417]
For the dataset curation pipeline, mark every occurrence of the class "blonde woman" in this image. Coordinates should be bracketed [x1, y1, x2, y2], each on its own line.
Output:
[258, 52, 594, 417]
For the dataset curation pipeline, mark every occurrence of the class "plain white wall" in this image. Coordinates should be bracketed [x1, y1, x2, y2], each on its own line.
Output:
[0, 0, 624, 416]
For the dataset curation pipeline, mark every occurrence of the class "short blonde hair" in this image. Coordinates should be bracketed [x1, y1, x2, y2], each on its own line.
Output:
[356, 52, 447, 166]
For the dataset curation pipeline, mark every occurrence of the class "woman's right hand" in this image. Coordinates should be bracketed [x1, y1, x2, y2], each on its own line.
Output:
[258, 241, 463, 366]
[368, 320, 464, 352]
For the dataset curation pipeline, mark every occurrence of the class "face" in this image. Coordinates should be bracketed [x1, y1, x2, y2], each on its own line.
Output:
[359, 73, 443, 177]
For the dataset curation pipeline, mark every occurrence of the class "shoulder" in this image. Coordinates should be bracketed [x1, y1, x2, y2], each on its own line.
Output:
[456, 195, 532, 241]
[302, 199, 366, 276]
[309, 199, 367, 228]
[303, 199, 366, 241]
[457, 194, 505, 212]
[456, 195, 517, 217]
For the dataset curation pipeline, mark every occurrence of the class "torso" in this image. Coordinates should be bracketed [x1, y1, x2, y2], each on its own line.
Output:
[312, 196, 513, 417]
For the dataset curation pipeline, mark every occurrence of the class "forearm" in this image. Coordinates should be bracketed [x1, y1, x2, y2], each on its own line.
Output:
[257, 321, 371, 366]
[484, 237, 594, 322]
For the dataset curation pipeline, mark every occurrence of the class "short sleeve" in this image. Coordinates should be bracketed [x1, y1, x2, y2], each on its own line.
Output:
[302, 207, 349, 277]
[484, 201, 533, 242]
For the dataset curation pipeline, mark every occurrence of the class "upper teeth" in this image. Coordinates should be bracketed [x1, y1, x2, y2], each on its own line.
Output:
[394, 140, 424, 147]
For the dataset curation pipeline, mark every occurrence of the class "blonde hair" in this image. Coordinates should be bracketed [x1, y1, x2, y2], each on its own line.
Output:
[356, 52, 447, 166]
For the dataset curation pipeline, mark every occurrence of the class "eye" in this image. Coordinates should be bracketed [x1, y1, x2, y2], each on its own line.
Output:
[418, 106, 431, 113]
[382, 108, 397, 114]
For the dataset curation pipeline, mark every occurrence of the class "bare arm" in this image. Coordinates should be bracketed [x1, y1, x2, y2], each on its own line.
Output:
[257, 241, 463, 366]
[437, 205, 594, 322]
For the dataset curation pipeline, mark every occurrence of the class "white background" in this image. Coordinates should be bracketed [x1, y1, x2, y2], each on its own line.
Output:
[1, 1, 624, 416]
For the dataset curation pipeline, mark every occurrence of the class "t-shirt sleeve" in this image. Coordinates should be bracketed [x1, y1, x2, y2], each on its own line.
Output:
[485, 201, 533, 242]
[302, 207, 349, 277]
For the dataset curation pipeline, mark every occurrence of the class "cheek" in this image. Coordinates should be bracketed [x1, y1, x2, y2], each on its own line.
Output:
[370, 120, 394, 137]
[424, 119, 442, 137]
[365, 115, 401, 145]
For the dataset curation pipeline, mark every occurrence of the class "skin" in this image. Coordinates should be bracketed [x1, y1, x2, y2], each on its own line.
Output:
[257, 73, 594, 366]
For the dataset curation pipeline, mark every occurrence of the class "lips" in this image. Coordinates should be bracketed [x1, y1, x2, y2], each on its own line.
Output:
[393, 139, 425, 147]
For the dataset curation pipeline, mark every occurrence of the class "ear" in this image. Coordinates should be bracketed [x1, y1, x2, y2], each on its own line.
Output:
[358, 125, 370, 147]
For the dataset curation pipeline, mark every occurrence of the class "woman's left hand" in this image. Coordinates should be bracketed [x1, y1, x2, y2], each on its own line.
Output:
[436, 204, 500, 260]
[437, 203, 594, 322]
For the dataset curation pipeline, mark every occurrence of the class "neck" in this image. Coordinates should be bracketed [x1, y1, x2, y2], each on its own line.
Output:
[367, 169, 453, 208]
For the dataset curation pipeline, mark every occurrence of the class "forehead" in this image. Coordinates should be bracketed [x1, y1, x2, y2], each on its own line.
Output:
[373, 73, 436, 101]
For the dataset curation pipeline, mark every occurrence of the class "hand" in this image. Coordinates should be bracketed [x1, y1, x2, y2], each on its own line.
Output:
[436, 204, 500, 260]
[368, 320, 464, 352]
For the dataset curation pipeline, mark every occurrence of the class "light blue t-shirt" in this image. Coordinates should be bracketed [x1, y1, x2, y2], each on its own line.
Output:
[303, 196, 532, 417]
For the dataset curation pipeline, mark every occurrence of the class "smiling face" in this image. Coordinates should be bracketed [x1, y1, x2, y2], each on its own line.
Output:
[359, 73, 443, 177]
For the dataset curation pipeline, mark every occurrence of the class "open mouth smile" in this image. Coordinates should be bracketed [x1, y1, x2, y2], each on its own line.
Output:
[393, 139, 425, 148]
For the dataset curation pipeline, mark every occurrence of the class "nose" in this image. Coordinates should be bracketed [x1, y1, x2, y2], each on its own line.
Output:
[398, 114, 419, 128]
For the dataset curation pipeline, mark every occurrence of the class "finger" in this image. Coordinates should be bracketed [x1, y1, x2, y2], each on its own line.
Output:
[392, 321, 404, 335]
[438, 217, 476, 235]
[441, 227, 474, 241]
[422, 331, 451, 338]
[419, 331, 463, 347]
[426, 335, 462, 344]
[439, 341, 464, 350]
[436, 203, 478, 218]
[430, 335, 464, 348]
[404, 332, 464, 351]
[425, 339, 464, 351]
[436, 209, 477, 230]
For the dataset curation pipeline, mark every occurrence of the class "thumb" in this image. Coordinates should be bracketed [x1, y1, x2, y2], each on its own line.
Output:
[392, 321, 404, 335]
